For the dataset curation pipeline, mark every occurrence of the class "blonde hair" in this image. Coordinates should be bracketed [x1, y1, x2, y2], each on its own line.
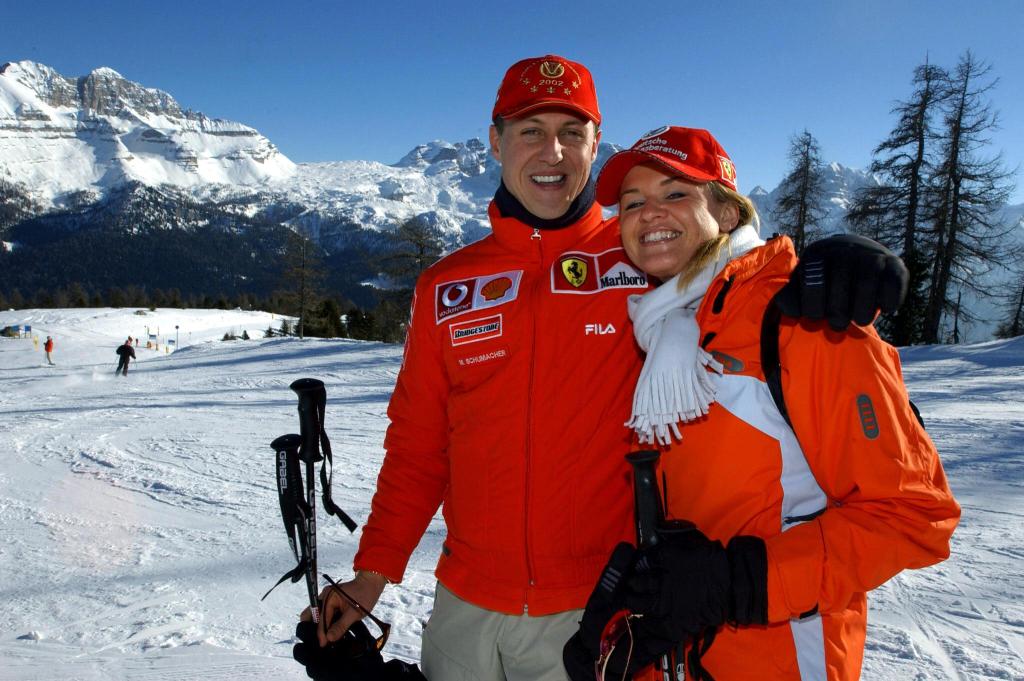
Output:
[675, 181, 760, 290]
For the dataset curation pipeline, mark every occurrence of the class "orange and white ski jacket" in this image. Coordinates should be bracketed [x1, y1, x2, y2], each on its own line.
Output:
[638, 236, 959, 680]
[354, 201, 651, 615]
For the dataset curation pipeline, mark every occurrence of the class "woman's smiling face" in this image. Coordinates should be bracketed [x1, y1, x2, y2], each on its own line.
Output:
[618, 164, 738, 280]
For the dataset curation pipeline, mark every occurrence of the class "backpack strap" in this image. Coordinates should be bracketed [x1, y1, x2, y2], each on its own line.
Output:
[760, 296, 926, 430]
[760, 297, 791, 428]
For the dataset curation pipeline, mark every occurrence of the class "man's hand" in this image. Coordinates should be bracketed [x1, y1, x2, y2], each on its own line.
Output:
[293, 619, 380, 680]
[777, 235, 909, 330]
[298, 571, 388, 647]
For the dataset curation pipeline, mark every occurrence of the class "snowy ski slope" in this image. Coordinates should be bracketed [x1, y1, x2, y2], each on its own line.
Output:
[0, 308, 1021, 680]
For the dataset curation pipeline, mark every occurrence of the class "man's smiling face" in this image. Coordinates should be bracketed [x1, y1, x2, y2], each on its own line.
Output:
[489, 110, 600, 220]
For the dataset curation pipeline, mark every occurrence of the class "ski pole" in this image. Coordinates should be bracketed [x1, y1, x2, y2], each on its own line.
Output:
[625, 450, 671, 680]
[263, 379, 357, 624]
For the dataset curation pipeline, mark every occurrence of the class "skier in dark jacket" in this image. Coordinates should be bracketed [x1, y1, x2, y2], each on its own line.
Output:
[115, 337, 136, 376]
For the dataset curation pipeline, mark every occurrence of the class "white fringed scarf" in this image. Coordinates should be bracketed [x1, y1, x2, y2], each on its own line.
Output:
[626, 225, 764, 445]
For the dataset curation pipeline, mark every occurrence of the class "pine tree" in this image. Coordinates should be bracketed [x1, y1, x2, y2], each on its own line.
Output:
[846, 59, 950, 345]
[168, 288, 184, 308]
[281, 231, 326, 339]
[344, 306, 376, 341]
[375, 216, 444, 320]
[921, 51, 1016, 343]
[107, 287, 127, 308]
[772, 130, 828, 254]
[995, 272, 1024, 339]
[68, 282, 90, 308]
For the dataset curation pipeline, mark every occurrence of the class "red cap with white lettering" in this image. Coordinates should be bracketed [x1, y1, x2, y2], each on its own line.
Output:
[596, 126, 738, 206]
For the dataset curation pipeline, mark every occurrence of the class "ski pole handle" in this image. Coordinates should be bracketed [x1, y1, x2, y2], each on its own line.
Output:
[626, 450, 664, 549]
[626, 449, 677, 681]
[271, 434, 303, 552]
[291, 378, 326, 463]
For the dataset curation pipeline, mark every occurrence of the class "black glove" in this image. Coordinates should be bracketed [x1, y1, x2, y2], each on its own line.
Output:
[293, 620, 427, 681]
[564, 542, 679, 681]
[623, 533, 768, 651]
[776, 234, 909, 330]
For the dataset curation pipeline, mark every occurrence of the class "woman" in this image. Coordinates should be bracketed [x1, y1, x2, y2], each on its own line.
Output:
[564, 127, 960, 680]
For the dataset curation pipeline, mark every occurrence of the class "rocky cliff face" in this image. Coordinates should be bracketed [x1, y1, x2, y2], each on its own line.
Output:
[0, 61, 294, 207]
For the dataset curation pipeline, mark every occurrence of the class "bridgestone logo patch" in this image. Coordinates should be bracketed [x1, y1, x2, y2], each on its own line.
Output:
[450, 314, 503, 346]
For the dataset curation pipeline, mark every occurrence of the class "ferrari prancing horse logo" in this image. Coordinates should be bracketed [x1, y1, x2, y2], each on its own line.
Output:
[561, 257, 588, 288]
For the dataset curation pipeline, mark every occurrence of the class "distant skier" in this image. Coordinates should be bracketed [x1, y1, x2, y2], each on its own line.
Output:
[44, 336, 55, 365]
[115, 337, 136, 376]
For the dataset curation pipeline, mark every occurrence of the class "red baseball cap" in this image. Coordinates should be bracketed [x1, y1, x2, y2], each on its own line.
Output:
[596, 126, 738, 206]
[492, 54, 601, 125]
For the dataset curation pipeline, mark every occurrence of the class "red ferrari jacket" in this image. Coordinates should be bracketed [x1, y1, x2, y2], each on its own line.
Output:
[636, 236, 959, 680]
[354, 201, 651, 614]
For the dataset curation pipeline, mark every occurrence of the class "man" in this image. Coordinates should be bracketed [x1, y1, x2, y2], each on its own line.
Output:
[302, 55, 907, 680]
[44, 335, 55, 365]
[115, 337, 135, 376]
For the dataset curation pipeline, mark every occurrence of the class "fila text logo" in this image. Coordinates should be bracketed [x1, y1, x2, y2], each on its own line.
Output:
[585, 323, 617, 336]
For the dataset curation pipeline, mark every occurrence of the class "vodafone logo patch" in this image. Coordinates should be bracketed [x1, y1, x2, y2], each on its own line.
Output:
[435, 270, 522, 323]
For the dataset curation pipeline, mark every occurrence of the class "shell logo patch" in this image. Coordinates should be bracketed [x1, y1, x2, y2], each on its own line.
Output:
[552, 248, 648, 294]
[481, 277, 513, 301]
[561, 257, 588, 288]
[435, 270, 522, 323]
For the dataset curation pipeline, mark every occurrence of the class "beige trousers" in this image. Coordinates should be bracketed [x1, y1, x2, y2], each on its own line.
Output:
[420, 582, 583, 681]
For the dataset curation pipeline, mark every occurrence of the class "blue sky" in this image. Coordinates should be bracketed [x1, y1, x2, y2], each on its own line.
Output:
[4, 0, 1022, 202]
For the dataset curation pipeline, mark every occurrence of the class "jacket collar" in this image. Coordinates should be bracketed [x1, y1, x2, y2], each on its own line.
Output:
[488, 199, 607, 263]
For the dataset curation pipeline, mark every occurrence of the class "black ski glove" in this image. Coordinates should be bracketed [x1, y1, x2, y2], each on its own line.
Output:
[293, 620, 427, 681]
[564, 542, 677, 681]
[776, 234, 909, 330]
[623, 534, 768, 650]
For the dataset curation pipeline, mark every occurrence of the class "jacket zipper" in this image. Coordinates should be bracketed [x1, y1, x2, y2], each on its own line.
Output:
[523, 227, 542, 613]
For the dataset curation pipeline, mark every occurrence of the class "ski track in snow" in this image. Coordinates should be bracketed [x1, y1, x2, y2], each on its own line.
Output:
[1, 308, 1021, 680]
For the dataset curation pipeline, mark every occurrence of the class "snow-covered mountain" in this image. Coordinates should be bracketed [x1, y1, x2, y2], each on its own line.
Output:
[749, 161, 882, 235]
[0, 61, 294, 207]
[0, 61, 623, 255]
[2, 61, 1021, 338]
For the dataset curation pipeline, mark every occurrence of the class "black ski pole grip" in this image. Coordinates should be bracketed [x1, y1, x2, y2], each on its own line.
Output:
[291, 378, 326, 463]
[271, 433, 303, 498]
[626, 450, 664, 549]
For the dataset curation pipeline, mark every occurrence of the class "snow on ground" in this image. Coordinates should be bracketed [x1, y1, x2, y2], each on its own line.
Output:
[0, 308, 1021, 680]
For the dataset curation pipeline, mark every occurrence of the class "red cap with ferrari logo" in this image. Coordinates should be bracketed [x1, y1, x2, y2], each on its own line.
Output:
[596, 125, 738, 206]
[492, 54, 601, 125]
